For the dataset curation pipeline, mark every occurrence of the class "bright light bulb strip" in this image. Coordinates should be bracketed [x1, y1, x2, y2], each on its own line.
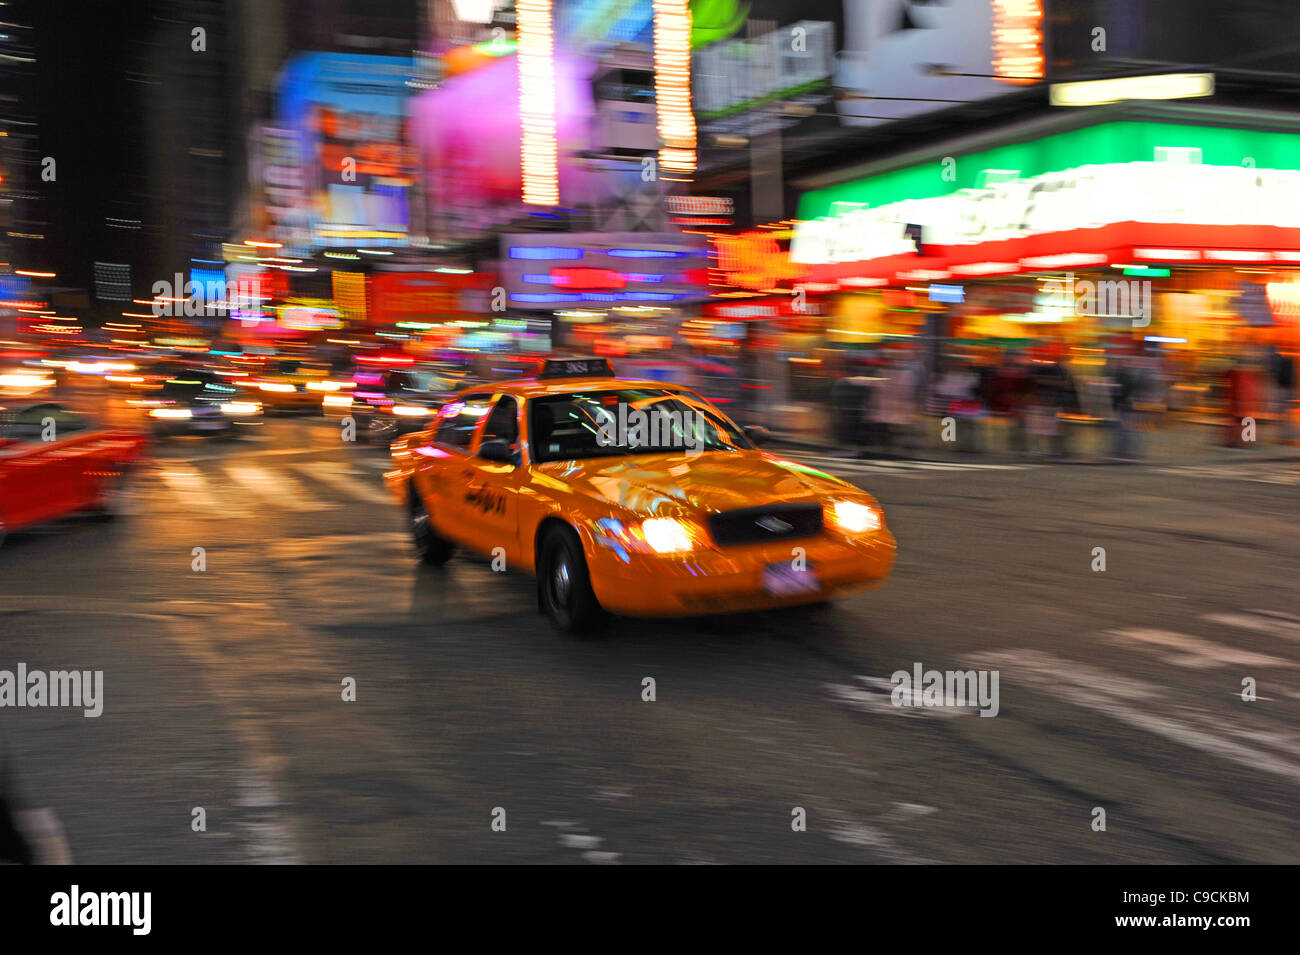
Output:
[518, 0, 559, 206]
[653, 0, 696, 175]
[991, 0, 1044, 85]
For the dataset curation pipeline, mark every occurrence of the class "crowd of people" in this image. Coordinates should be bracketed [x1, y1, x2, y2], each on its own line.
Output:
[821, 340, 1297, 460]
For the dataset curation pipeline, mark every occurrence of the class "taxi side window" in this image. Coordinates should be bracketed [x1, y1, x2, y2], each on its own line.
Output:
[480, 396, 519, 447]
[435, 395, 491, 450]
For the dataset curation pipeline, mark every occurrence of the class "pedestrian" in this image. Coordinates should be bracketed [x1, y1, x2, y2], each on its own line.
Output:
[874, 353, 918, 451]
[936, 356, 985, 453]
[1107, 347, 1145, 461]
[1029, 357, 1071, 458]
[1268, 345, 1296, 444]
[1224, 354, 1260, 449]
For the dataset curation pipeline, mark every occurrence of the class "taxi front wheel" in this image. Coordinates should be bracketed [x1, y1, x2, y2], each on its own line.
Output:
[538, 527, 604, 635]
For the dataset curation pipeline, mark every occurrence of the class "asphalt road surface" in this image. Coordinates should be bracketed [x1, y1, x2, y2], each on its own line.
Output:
[3, 402, 1299, 864]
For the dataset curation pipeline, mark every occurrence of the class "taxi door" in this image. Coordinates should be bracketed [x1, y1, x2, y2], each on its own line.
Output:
[413, 394, 493, 544]
[460, 394, 523, 563]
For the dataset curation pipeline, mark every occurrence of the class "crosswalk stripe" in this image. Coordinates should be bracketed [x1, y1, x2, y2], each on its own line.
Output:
[291, 462, 389, 504]
[156, 465, 249, 517]
[225, 465, 332, 511]
[1104, 627, 1294, 669]
[970, 649, 1300, 783]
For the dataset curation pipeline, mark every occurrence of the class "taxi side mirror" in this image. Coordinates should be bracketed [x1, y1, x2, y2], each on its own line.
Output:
[743, 424, 770, 446]
[478, 438, 518, 466]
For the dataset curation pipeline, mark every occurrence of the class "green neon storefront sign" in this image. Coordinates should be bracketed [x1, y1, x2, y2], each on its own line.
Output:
[797, 121, 1300, 222]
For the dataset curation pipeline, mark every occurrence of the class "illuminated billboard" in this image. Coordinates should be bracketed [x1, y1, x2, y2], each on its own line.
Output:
[411, 53, 596, 238]
[276, 53, 416, 248]
[500, 232, 709, 309]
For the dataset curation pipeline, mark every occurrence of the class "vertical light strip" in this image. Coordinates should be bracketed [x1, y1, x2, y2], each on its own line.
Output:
[653, 0, 696, 176]
[991, 0, 1044, 85]
[518, 0, 559, 206]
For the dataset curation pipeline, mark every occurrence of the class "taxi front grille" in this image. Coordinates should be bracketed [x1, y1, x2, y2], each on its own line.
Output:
[707, 502, 823, 547]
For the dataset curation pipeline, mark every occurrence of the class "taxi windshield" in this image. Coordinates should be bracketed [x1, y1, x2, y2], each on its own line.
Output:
[529, 389, 751, 463]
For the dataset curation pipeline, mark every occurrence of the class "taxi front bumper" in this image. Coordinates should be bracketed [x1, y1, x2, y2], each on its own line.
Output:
[585, 528, 897, 617]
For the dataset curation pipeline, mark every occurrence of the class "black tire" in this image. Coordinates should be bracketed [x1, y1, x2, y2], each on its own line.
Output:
[537, 526, 604, 634]
[409, 486, 454, 565]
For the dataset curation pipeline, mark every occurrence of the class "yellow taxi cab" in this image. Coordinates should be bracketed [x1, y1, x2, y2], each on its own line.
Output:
[248, 358, 342, 413]
[385, 357, 896, 632]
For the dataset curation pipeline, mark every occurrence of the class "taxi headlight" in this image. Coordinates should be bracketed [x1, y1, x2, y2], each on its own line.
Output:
[306, 380, 340, 392]
[220, 402, 260, 416]
[150, 408, 192, 419]
[641, 517, 697, 555]
[0, 373, 53, 389]
[258, 382, 295, 393]
[391, 404, 430, 417]
[831, 499, 881, 534]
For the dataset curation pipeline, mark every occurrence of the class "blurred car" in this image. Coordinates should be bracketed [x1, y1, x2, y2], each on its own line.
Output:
[142, 369, 262, 437]
[248, 358, 341, 413]
[343, 367, 453, 444]
[0, 402, 148, 548]
[385, 357, 896, 632]
[0, 366, 57, 400]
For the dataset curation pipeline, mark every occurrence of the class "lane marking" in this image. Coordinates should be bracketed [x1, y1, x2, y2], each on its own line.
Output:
[156, 465, 249, 517]
[820, 806, 934, 864]
[970, 649, 1300, 784]
[1104, 627, 1295, 670]
[825, 676, 980, 718]
[1205, 612, 1300, 644]
[1, 603, 302, 864]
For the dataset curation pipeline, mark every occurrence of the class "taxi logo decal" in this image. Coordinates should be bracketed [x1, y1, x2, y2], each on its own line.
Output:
[466, 485, 506, 516]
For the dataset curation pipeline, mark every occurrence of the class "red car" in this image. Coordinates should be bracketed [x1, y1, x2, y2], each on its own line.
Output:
[0, 402, 148, 547]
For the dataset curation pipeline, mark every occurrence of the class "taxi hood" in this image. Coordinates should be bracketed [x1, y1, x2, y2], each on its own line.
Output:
[537, 449, 855, 517]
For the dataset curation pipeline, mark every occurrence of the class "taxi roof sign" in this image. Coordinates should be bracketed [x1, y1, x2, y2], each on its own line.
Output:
[536, 357, 614, 380]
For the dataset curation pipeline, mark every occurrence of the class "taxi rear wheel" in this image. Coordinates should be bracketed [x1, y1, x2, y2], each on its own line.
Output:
[410, 488, 454, 565]
[538, 527, 603, 634]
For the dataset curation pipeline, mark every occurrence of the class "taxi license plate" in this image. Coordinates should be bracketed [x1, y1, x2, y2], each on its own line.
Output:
[761, 563, 820, 597]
